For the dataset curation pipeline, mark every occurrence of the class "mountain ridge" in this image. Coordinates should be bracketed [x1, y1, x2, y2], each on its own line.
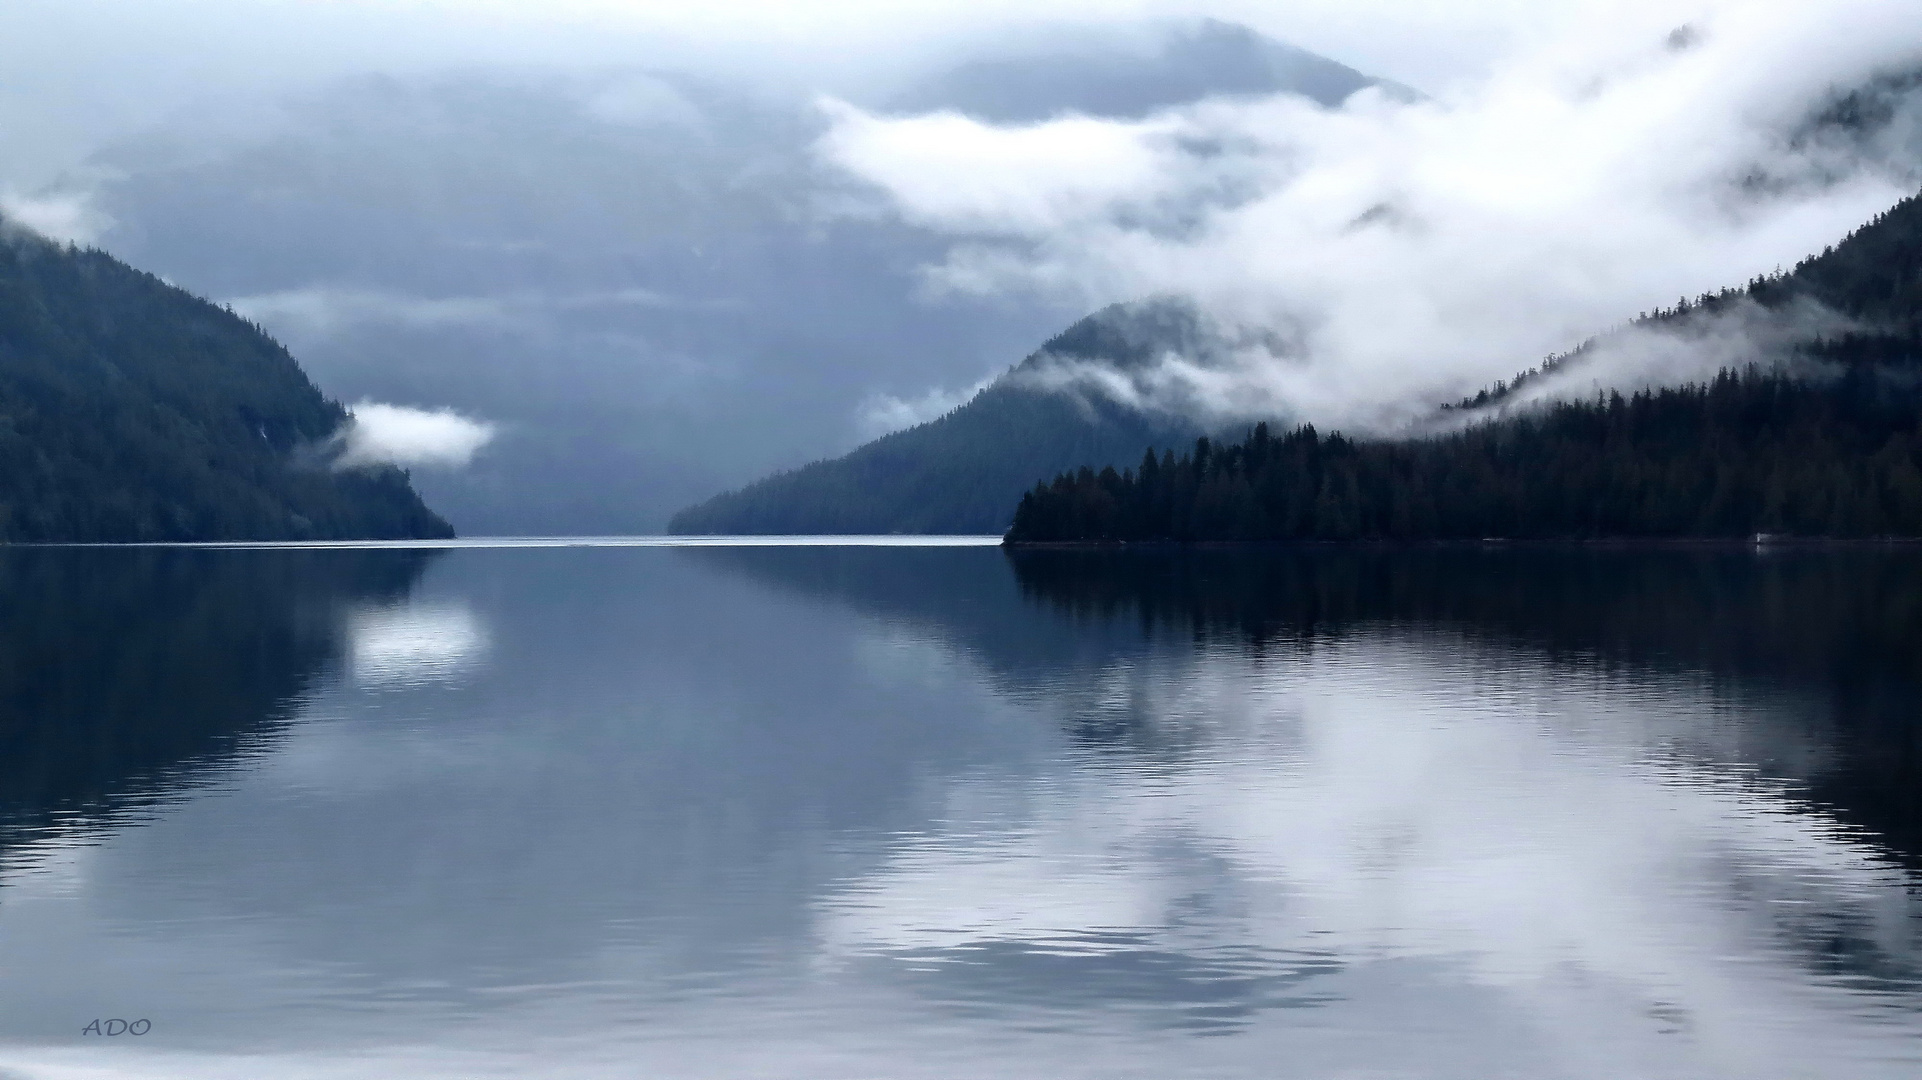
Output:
[880, 19, 1415, 123]
[1006, 189, 1922, 543]
[0, 219, 453, 542]
[667, 301, 1214, 535]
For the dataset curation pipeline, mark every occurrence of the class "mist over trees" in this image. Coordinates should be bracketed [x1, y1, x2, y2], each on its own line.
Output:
[1007, 190, 1922, 544]
[1008, 373, 1922, 543]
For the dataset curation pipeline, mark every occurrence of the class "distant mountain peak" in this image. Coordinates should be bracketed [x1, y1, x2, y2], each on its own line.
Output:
[880, 20, 1411, 124]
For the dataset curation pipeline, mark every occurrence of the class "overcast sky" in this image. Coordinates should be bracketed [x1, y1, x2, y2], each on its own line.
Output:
[5, 0, 1920, 532]
[0, 0, 1563, 187]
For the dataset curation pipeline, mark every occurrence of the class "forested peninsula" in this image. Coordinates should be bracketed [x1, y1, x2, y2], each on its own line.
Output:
[1006, 190, 1922, 545]
[0, 220, 451, 542]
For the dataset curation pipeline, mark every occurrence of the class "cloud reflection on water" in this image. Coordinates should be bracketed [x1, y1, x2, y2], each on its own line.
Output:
[3, 547, 1921, 1079]
[346, 600, 489, 688]
[817, 626, 1922, 1074]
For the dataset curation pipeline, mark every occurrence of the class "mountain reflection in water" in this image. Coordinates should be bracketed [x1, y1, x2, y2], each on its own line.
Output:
[0, 543, 1916, 1080]
[0, 547, 436, 861]
[1001, 547, 1922, 861]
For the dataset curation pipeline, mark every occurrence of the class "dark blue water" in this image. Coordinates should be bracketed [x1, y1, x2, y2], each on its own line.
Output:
[1, 540, 1920, 1079]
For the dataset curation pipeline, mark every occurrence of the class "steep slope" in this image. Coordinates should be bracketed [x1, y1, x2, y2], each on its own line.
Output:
[0, 221, 452, 541]
[1771, 186, 1922, 342]
[1455, 185, 1922, 411]
[1009, 191, 1922, 543]
[668, 303, 1211, 535]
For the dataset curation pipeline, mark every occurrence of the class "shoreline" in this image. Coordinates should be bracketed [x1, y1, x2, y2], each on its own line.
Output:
[1000, 535, 1922, 550]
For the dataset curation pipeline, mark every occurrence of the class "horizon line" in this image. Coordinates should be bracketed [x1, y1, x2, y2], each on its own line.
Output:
[9, 535, 1006, 550]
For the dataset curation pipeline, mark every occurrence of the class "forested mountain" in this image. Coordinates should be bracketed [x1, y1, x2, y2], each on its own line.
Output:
[1007, 191, 1922, 544]
[71, 22, 1394, 535]
[668, 302, 1214, 534]
[0, 220, 451, 541]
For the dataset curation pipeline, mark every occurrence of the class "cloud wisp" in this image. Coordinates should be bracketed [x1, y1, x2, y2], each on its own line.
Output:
[818, 0, 1922, 434]
[0, 187, 112, 245]
[333, 401, 496, 470]
[856, 375, 998, 438]
[229, 285, 724, 336]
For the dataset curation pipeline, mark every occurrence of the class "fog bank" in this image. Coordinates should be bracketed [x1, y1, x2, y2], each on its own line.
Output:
[822, 0, 1922, 432]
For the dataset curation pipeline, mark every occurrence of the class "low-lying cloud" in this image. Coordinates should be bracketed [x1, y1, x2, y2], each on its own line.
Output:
[230, 284, 714, 335]
[856, 375, 996, 438]
[0, 187, 111, 245]
[233, 287, 514, 333]
[333, 401, 496, 469]
[819, 0, 1922, 434]
[1472, 294, 1861, 418]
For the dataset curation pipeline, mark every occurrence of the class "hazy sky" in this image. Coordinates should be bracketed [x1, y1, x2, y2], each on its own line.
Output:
[4, 0, 1920, 532]
[0, 0, 1557, 187]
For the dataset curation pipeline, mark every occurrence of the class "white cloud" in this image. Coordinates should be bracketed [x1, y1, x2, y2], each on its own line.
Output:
[817, 0, 1922, 433]
[334, 401, 496, 469]
[231, 287, 510, 333]
[820, 100, 1194, 237]
[856, 375, 996, 439]
[819, 632, 1916, 1074]
[0, 0, 1604, 191]
[0, 188, 111, 245]
[228, 285, 718, 336]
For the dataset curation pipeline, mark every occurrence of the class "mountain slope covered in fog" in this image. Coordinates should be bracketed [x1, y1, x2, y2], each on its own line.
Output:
[667, 302, 1212, 535]
[1007, 191, 1922, 543]
[0, 221, 450, 541]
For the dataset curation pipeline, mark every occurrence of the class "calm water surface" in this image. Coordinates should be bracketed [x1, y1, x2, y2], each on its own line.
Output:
[1, 541, 1920, 1079]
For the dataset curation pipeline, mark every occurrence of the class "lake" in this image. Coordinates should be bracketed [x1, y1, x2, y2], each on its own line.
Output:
[1, 540, 1920, 1079]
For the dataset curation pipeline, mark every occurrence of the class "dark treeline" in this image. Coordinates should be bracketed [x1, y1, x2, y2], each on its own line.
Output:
[1009, 188, 1922, 544]
[1006, 368, 1922, 543]
[1005, 546, 1922, 861]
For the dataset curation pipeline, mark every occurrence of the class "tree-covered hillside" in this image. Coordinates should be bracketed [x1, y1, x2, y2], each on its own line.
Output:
[1007, 372, 1922, 543]
[0, 221, 451, 541]
[677, 182, 1922, 540]
[1008, 191, 1922, 544]
[668, 302, 1210, 535]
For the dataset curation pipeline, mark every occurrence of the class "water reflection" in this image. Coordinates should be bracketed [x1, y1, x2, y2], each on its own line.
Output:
[1003, 547, 1922, 860]
[347, 600, 489, 687]
[0, 544, 1918, 1079]
[706, 545, 1922, 1072]
[0, 548, 434, 860]
[820, 637, 1922, 1051]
